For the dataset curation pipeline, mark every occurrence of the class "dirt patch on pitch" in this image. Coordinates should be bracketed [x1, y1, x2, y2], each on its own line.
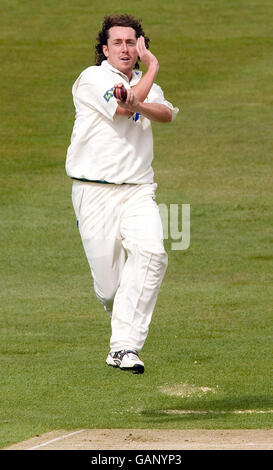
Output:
[4, 428, 273, 450]
[159, 383, 217, 397]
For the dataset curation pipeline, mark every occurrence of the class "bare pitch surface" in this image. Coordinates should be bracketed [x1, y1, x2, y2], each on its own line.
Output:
[5, 428, 273, 450]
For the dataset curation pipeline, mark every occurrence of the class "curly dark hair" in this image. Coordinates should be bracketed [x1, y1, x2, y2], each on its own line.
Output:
[95, 14, 150, 69]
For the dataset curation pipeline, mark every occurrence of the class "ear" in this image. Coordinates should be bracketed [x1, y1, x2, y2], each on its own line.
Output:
[102, 45, 108, 58]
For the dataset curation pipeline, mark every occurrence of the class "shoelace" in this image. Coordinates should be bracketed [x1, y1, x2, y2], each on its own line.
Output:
[115, 350, 138, 360]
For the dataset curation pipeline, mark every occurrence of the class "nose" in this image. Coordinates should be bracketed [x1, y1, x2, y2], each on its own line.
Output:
[121, 41, 129, 52]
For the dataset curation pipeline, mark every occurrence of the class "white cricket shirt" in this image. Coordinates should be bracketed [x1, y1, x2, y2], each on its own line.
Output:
[65, 60, 179, 184]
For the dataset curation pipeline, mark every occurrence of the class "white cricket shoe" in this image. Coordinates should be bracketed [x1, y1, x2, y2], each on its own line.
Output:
[106, 350, 144, 374]
[106, 351, 122, 368]
[119, 350, 144, 374]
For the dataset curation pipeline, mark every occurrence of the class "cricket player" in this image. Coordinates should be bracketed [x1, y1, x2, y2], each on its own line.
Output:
[66, 14, 179, 374]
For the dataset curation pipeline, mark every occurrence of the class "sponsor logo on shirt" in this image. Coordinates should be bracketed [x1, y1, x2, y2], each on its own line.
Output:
[128, 113, 141, 122]
[103, 87, 115, 102]
[132, 113, 140, 122]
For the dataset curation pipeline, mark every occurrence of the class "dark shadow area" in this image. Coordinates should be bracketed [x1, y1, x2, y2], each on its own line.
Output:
[141, 394, 273, 423]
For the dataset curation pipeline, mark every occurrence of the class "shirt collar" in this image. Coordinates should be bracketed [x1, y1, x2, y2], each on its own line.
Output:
[101, 60, 142, 85]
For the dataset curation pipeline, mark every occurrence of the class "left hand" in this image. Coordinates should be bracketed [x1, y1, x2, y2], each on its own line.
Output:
[136, 36, 159, 69]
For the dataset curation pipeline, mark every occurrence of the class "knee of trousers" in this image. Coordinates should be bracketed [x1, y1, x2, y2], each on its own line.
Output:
[126, 240, 168, 277]
[131, 245, 168, 286]
[93, 281, 117, 308]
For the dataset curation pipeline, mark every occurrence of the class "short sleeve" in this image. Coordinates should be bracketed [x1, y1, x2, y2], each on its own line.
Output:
[72, 70, 118, 121]
[147, 83, 179, 121]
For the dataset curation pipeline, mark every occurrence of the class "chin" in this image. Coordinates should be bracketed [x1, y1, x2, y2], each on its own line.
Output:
[119, 64, 132, 74]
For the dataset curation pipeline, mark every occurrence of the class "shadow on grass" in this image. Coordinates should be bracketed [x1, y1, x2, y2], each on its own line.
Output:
[140, 395, 273, 423]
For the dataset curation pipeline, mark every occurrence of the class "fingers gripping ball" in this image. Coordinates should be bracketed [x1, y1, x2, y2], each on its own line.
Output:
[114, 84, 127, 101]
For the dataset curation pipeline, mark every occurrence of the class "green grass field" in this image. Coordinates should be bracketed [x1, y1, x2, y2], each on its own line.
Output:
[1, 0, 272, 448]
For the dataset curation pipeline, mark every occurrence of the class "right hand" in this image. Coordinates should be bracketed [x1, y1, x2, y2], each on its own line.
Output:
[136, 36, 159, 69]
[116, 88, 139, 112]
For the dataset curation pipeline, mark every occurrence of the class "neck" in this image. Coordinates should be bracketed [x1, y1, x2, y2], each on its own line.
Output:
[106, 59, 133, 81]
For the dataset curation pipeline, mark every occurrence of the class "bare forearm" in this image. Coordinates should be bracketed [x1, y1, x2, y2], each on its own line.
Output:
[115, 105, 133, 118]
[135, 102, 172, 122]
[115, 64, 158, 117]
[115, 36, 161, 116]
[131, 36, 159, 102]
[132, 63, 159, 102]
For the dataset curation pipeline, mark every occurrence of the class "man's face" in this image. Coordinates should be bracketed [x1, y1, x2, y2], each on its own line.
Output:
[102, 26, 138, 79]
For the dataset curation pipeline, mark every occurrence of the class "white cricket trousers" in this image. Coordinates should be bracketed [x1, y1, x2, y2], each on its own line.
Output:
[72, 181, 168, 352]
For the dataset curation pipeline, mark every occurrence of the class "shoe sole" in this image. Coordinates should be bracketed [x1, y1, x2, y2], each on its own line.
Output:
[106, 361, 121, 368]
[120, 364, 144, 374]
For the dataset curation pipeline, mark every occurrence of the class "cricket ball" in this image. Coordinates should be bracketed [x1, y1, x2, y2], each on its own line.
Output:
[114, 84, 127, 101]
